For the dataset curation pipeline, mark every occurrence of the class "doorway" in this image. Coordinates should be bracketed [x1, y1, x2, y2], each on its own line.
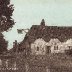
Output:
[46, 46, 51, 54]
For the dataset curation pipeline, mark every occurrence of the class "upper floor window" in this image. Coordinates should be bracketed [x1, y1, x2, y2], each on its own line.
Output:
[54, 46, 58, 50]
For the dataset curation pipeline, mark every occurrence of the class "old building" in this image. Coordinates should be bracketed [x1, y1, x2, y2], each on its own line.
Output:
[18, 19, 72, 55]
[31, 38, 64, 55]
[31, 38, 70, 54]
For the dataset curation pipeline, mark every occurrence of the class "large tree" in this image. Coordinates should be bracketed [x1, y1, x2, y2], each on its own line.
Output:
[0, 0, 14, 53]
[0, 33, 7, 54]
[0, 0, 14, 31]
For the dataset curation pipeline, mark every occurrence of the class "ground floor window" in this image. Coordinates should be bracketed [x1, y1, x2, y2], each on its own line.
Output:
[37, 47, 39, 51]
[68, 46, 72, 49]
[46, 46, 51, 54]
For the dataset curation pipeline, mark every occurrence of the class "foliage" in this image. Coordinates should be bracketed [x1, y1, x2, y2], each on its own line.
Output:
[0, 0, 14, 53]
[0, 33, 7, 54]
[0, 0, 14, 32]
[65, 49, 72, 56]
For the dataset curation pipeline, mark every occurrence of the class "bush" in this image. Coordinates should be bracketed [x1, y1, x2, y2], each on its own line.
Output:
[65, 49, 72, 56]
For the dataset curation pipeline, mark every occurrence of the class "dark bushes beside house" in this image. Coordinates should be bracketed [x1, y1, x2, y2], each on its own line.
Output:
[65, 49, 72, 56]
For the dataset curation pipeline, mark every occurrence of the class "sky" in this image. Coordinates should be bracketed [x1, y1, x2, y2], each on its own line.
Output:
[3, 0, 72, 50]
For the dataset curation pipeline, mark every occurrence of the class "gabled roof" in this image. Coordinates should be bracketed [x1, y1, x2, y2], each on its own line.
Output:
[34, 38, 46, 44]
[64, 39, 72, 46]
[24, 25, 72, 42]
[48, 38, 61, 45]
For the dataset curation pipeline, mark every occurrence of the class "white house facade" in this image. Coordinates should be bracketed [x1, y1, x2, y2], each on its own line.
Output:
[31, 38, 47, 55]
[31, 38, 72, 55]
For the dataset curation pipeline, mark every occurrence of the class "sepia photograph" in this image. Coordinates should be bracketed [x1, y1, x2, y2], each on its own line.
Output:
[0, 0, 72, 72]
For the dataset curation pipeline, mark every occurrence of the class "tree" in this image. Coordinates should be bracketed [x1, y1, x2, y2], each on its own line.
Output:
[0, 0, 14, 53]
[0, 33, 8, 54]
[0, 0, 14, 32]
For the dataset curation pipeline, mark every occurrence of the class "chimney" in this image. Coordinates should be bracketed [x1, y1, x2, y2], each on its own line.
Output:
[40, 19, 45, 26]
[13, 40, 18, 52]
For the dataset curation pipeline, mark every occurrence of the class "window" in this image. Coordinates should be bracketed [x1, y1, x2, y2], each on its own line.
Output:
[68, 46, 72, 49]
[54, 46, 58, 50]
[37, 47, 39, 51]
[34, 27, 36, 30]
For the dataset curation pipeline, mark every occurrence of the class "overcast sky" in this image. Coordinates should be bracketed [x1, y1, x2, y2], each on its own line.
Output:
[3, 0, 72, 49]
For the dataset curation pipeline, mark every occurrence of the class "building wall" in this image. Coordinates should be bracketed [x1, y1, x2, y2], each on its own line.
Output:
[31, 38, 46, 55]
[46, 39, 62, 53]
[31, 38, 72, 55]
